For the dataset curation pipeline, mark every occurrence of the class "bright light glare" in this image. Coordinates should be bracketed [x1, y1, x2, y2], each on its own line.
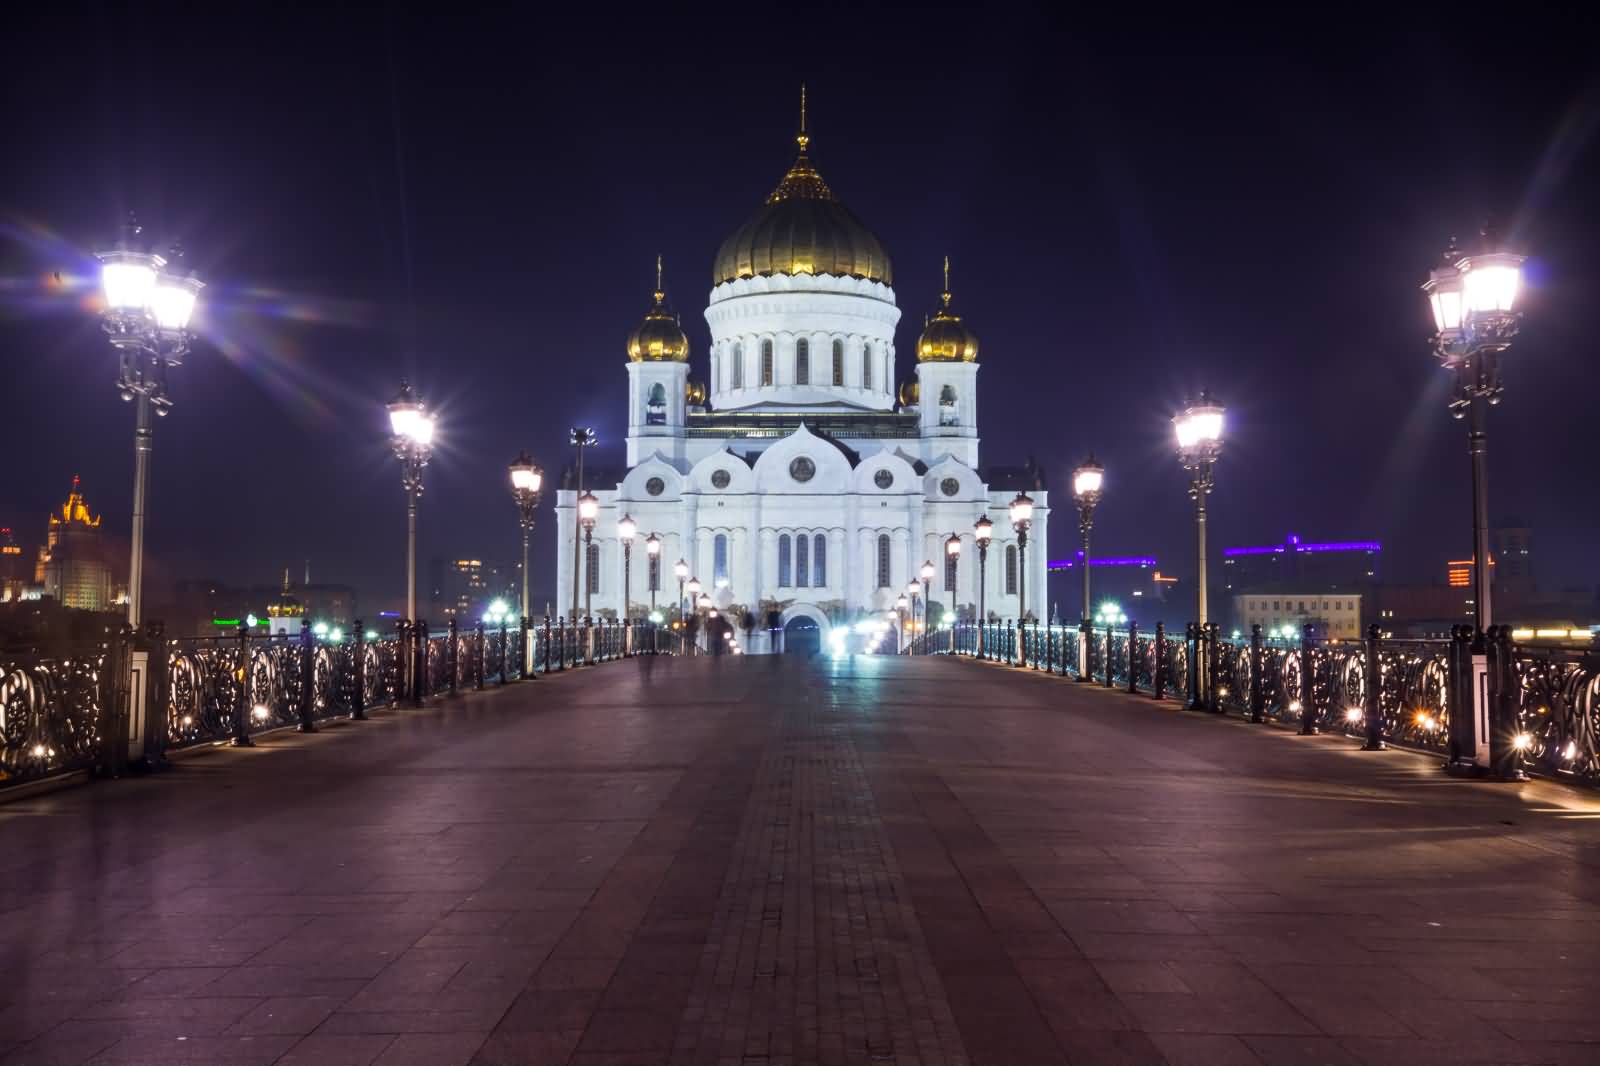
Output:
[1345, 707, 1363, 722]
[617, 514, 637, 541]
[102, 260, 157, 310]
[364, 630, 379, 641]
[1073, 467, 1103, 497]
[1462, 261, 1521, 314]
[1175, 409, 1224, 449]
[389, 406, 420, 438]
[577, 495, 599, 521]
[510, 466, 541, 493]
[1512, 732, 1533, 751]
[329, 628, 344, 642]
[152, 278, 198, 330]
[312, 622, 329, 637]
[252, 704, 270, 721]
[1564, 741, 1578, 761]
[1429, 286, 1463, 332]
[30, 743, 48, 758]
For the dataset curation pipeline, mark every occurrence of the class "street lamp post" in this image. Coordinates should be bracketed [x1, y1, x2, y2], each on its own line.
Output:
[905, 580, 921, 652]
[618, 514, 637, 625]
[1423, 235, 1525, 630]
[675, 558, 690, 627]
[1072, 456, 1104, 624]
[945, 534, 961, 646]
[1009, 492, 1034, 628]
[569, 427, 597, 618]
[387, 381, 436, 623]
[509, 452, 543, 620]
[96, 219, 203, 628]
[896, 593, 910, 652]
[1174, 395, 1224, 625]
[973, 515, 992, 659]
[577, 491, 598, 621]
[645, 533, 661, 618]
[919, 560, 935, 654]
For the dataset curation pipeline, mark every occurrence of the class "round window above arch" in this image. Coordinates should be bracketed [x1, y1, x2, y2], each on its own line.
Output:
[940, 477, 960, 498]
[711, 469, 731, 490]
[789, 457, 816, 484]
[645, 477, 665, 497]
[873, 469, 894, 490]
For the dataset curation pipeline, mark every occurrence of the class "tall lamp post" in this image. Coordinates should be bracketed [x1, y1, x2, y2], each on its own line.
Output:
[617, 513, 637, 623]
[945, 533, 961, 630]
[896, 593, 910, 652]
[577, 491, 598, 620]
[569, 427, 597, 617]
[509, 452, 543, 620]
[387, 381, 436, 623]
[645, 533, 661, 617]
[905, 580, 921, 652]
[1009, 492, 1034, 623]
[96, 221, 203, 628]
[973, 515, 992, 658]
[675, 559, 690, 624]
[1174, 395, 1224, 625]
[919, 560, 935, 653]
[1072, 456, 1104, 623]
[1423, 235, 1525, 629]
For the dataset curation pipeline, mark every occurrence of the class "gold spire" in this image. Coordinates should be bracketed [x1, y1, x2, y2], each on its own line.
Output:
[654, 254, 664, 302]
[798, 83, 808, 151]
[917, 256, 979, 362]
[627, 256, 690, 362]
[942, 255, 952, 308]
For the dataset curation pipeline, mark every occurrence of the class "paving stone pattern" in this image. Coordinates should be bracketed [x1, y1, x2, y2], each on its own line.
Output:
[1, 655, 1598, 1065]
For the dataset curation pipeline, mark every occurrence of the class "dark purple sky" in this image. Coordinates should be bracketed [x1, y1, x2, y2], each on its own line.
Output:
[3, 9, 1597, 618]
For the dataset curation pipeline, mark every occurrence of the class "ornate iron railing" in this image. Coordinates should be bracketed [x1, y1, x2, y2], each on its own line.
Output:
[0, 617, 671, 791]
[942, 620, 1595, 787]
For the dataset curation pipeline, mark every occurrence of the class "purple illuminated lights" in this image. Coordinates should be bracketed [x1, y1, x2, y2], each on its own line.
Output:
[1048, 551, 1158, 570]
[1224, 534, 1380, 559]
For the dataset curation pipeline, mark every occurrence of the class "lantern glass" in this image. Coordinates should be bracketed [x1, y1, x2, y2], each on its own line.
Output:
[945, 535, 961, 557]
[1073, 465, 1103, 498]
[151, 276, 199, 330]
[617, 514, 636, 541]
[577, 493, 599, 522]
[100, 255, 159, 311]
[674, 558, 689, 580]
[510, 461, 541, 493]
[645, 534, 661, 556]
[1009, 493, 1034, 525]
[919, 560, 935, 582]
[1426, 267, 1464, 332]
[1461, 254, 1522, 314]
[1174, 406, 1223, 450]
[974, 515, 992, 543]
[686, 577, 701, 595]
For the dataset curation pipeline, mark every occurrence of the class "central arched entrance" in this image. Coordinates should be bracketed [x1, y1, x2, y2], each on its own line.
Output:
[782, 616, 821, 657]
[777, 604, 830, 657]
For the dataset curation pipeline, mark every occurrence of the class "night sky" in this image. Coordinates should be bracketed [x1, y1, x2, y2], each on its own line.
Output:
[3, 10, 1597, 618]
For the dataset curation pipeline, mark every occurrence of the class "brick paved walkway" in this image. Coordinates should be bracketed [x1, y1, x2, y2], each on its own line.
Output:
[2, 656, 1599, 1065]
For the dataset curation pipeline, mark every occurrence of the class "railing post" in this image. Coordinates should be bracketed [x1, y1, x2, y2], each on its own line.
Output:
[543, 616, 553, 674]
[1297, 625, 1317, 734]
[498, 619, 508, 683]
[520, 616, 533, 679]
[232, 623, 254, 747]
[298, 623, 318, 733]
[1488, 626, 1528, 780]
[1153, 622, 1167, 700]
[1362, 623, 1385, 751]
[582, 617, 593, 666]
[1443, 624, 1475, 770]
[1206, 623, 1222, 713]
[474, 622, 485, 690]
[1248, 623, 1265, 723]
[352, 621, 367, 720]
[553, 618, 564, 672]
[447, 618, 459, 695]
[1185, 624, 1201, 709]
[1128, 621, 1140, 694]
[1103, 625, 1114, 688]
[412, 618, 427, 706]
[142, 622, 171, 768]
[396, 618, 410, 704]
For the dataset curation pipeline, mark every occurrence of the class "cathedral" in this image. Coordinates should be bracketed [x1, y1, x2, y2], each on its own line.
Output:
[554, 105, 1049, 652]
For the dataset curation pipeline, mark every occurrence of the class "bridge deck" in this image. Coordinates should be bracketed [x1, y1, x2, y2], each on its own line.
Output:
[2, 656, 1597, 1066]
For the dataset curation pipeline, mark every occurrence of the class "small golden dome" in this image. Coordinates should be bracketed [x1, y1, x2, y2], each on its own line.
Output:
[685, 379, 707, 405]
[916, 257, 979, 363]
[712, 89, 892, 287]
[898, 380, 919, 407]
[627, 256, 690, 363]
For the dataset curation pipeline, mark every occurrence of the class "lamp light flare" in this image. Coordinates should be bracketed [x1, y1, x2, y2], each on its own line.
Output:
[252, 704, 271, 722]
[1512, 732, 1533, 752]
[1345, 707, 1363, 722]
[152, 276, 200, 330]
[1174, 409, 1224, 449]
[100, 256, 160, 311]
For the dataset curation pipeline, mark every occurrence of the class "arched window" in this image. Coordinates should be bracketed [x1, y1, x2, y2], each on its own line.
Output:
[648, 552, 660, 592]
[713, 534, 728, 586]
[732, 343, 744, 389]
[778, 534, 791, 587]
[796, 338, 809, 385]
[796, 534, 809, 587]
[586, 542, 600, 595]
[939, 384, 958, 426]
[646, 382, 666, 425]
[832, 339, 844, 385]
[813, 534, 827, 587]
[761, 340, 774, 386]
[862, 343, 873, 389]
[1005, 544, 1017, 596]
[876, 534, 891, 588]
[945, 551, 957, 592]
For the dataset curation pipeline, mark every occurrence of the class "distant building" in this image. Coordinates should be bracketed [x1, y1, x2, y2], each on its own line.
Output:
[0, 526, 29, 602]
[36, 478, 113, 611]
[432, 557, 487, 620]
[1233, 592, 1363, 640]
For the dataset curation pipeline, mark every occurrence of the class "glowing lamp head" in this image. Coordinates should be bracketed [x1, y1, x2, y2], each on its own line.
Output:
[617, 513, 637, 541]
[1424, 263, 1465, 334]
[1460, 251, 1524, 316]
[919, 560, 936, 582]
[674, 558, 689, 581]
[685, 576, 701, 596]
[1512, 731, 1533, 752]
[1072, 456, 1104, 501]
[387, 381, 432, 444]
[1009, 491, 1034, 528]
[905, 581, 920, 597]
[974, 514, 993, 544]
[1344, 707, 1363, 723]
[98, 249, 162, 312]
[945, 533, 961, 558]
[697, 593, 711, 609]
[896, 594, 909, 610]
[577, 492, 599, 529]
[152, 272, 202, 331]
[1174, 396, 1225, 455]
[509, 452, 543, 495]
[645, 532, 661, 556]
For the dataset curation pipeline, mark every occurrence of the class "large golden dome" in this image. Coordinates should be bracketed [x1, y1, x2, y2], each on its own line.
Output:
[712, 101, 892, 287]
[916, 258, 979, 363]
[626, 257, 690, 363]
